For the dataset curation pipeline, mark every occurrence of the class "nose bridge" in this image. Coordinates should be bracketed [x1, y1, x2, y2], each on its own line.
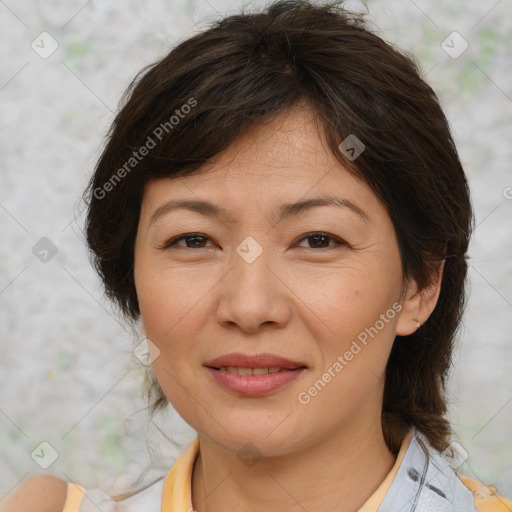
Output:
[231, 234, 273, 295]
[216, 234, 290, 331]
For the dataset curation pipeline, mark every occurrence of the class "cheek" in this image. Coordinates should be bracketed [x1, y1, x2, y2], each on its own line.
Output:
[135, 263, 211, 343]
[135, 268, 208, 413]
[291, 258, 402, 393]
[296, 274, 399, 418]
[291, 259, 401, 337]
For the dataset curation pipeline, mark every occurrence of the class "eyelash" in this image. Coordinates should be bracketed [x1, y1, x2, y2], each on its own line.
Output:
[161, 232, 347, 251]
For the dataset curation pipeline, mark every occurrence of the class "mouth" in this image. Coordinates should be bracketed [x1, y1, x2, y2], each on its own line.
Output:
[208, 366, 306, 375]
[203, 352, 308, 395]
[205, 365, 307, 396]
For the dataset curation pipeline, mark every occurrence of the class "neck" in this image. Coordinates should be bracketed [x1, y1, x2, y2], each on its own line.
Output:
[191, 420, 397, 512]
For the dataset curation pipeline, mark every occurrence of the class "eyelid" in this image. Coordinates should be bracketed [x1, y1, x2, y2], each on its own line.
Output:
[161, 232, 215, 250]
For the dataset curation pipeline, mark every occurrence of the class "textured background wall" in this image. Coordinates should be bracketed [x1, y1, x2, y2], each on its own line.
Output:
[1, 0, 511, 502]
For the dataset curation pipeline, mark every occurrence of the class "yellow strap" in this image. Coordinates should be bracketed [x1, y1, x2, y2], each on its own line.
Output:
[62, 482, 85, 512]
[161, 437, 200, 512]
[459, 475, 512, 512]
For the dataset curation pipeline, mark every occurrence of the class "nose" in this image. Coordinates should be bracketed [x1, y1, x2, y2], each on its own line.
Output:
[215, 244, 292, 333]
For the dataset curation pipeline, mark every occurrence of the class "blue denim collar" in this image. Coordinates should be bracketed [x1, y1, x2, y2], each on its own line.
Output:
[377, 429, 477, 511]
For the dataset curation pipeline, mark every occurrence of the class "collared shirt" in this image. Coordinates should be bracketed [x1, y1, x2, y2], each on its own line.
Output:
[62, 428, 512, 511]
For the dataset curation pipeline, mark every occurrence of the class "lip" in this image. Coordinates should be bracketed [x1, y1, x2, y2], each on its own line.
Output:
[203, 352, 307, 397]
[206, 367, 306, 396]
[204, 352, 307, 370]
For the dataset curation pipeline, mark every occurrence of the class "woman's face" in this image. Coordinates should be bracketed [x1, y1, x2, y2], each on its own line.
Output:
[134, 106, 415, 456]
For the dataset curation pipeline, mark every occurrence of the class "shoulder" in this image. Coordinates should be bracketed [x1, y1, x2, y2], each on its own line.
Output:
[1, 474, 167, 512]
[458, 475, 512, 512]
[0, 475, 68, 512]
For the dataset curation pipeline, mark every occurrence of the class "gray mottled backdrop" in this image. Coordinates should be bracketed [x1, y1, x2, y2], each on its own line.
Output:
[1, 0, 511, 502]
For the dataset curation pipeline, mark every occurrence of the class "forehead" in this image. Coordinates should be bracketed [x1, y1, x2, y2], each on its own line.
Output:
[139, 106, 378, 220]
[204, 106, 339, 178]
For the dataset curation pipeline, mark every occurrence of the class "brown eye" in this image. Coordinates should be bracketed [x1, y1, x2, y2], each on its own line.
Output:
[296, 232, 346, 249]
[163, 233, 214, 249]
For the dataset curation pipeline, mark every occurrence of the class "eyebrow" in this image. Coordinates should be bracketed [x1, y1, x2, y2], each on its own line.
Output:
[148, 195, 371, 226]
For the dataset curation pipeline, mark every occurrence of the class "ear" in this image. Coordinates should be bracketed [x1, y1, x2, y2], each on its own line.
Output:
[395, 259, 445, 336]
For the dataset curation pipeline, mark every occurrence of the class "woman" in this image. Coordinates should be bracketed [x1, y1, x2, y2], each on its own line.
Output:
[4, 0, 511, 510]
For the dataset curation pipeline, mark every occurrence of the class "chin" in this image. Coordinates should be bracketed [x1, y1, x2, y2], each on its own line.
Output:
[200, 420, 309, 458]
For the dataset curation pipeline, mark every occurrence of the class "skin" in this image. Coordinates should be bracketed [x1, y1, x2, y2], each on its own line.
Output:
[134, 104, 443, 512]
[0, 475, 68, 512]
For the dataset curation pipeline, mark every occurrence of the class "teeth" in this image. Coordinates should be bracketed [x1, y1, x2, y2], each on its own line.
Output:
[218, 367, 284, 375]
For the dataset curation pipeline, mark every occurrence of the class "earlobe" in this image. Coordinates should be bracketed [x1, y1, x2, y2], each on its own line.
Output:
[395, 260, 445, 336]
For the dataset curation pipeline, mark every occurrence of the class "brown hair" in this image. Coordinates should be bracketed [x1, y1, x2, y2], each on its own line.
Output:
[83, 0, 473, 487]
